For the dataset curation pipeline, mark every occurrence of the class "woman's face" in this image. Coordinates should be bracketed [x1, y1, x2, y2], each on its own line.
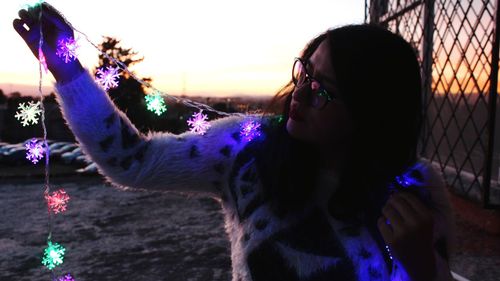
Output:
[286, 40, 353, 147]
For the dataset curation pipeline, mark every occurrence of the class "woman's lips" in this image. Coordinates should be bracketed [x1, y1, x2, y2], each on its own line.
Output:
[289, 105, 304, 122]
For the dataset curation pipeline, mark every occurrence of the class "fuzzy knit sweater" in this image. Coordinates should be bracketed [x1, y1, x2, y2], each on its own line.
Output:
[55, 69, 456, 281]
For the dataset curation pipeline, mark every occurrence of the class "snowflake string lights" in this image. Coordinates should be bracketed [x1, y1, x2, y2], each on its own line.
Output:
[41, 241, 65, 270]
[15, 101, 42, 126]
[57, 273, 75, 281]
[240, 120, 262, 142]
[56, 37, 79, 63]
[25, 138, 45, 164]
[45, 189, 70, 214]
[394, 166, 424, 188]
[145, 92, 167, 116]
[187, 111, 211, 135]
[38, 47, 49, 73]
[96, 66, 121, 90]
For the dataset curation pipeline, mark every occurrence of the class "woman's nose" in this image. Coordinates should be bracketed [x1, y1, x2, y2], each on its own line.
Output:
[292, 82, 310, 104]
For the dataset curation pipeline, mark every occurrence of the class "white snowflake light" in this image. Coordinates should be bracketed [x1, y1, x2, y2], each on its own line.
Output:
[145, 92, 167, 116]
[187, 111, 211, 135]
[56, 37, 79, 63]
[15, 101, 42, 127]
[96, 66, 121, 90]
[25, 138, 45, 164]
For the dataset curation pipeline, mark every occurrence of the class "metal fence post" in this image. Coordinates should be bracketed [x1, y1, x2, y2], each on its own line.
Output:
[483, 0, 500, 209]
[420, 0, 435, 156]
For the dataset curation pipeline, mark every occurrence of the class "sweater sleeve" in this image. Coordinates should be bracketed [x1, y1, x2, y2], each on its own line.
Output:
[55, 69, 250, 195]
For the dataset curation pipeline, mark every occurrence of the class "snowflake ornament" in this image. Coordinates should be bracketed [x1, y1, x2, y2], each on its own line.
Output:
[145, 92, 167, 116]
[45, 189, 70, 214]
[41, 241, 65, 270]
[96, 66, 121, 90]
[57, 273, 75, 281]
[25, 138, 45, 164]
[240, 120, 262, 142]
[56, 37, 79, 63]
[15, 101, 42, 126]
[187, 111, 211, 135]
[394, 166, 424, 188]
[38, 47, 49, 73]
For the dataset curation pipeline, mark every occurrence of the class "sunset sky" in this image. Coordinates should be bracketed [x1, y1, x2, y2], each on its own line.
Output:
[0, 0, 365, 97]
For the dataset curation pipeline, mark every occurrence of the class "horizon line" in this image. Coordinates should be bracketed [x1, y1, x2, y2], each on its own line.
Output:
[0, 83, 276, 99]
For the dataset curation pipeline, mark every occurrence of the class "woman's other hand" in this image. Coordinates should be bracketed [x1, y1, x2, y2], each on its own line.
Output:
[378, 192, 437, 281]
[12, 2, 83, 83]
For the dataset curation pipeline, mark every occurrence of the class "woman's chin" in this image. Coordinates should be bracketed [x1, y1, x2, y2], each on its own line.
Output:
[286, 118, 308, 141]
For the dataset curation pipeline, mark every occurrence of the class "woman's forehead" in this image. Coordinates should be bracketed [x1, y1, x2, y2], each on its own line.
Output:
[308, 41, 338, 87]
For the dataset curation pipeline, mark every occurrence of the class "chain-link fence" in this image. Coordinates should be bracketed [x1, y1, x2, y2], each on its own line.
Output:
[366, 0, 500, 208]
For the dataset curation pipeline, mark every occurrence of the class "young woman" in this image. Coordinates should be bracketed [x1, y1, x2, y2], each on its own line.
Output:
[14, 3, 455, 281]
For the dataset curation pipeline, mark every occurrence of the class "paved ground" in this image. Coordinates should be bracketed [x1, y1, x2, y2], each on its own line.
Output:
[447, 188, 500, 281]
[0, 176, 498, 281]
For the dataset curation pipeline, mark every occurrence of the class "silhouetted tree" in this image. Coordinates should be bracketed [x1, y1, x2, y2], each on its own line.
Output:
[95, 36, 153, 132]
[0, 89, 6, 104]
[9, 92, 21, 99]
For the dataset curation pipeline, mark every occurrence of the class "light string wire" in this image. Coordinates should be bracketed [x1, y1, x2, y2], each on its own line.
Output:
[36, 3, 52, 240]
[36, 6, 57, 280]
[44, 2, 247, 118]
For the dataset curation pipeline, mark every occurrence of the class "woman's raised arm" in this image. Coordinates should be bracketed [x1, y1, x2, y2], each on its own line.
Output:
[13, 3, 248, 195]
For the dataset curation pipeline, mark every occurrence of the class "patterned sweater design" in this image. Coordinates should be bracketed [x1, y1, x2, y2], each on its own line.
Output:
[55, 70, 455, 281]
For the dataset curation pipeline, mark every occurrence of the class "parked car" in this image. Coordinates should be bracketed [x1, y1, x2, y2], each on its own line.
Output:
[61, 147, 82, 164]
[50, 143, 78, 159]
[1, 146, 28, 165]
[48, 141, 72, 152]
[76, 162, 98, 174]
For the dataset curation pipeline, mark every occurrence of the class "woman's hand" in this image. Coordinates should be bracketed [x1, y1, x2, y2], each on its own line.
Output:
[12, 2, 83, 83]
[377, 192, 437, 281]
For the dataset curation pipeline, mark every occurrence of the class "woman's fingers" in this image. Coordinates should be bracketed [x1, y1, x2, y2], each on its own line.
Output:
[13, 18, 28, 37]
[381, 202, 405, 232]
[18, 9, 35, 27]
[41, 3, 72, 32]
[388, 194, 419, 221]
[398, 192, 431, 218]
[13, 17, 40, 58]
[377, 216, 394, 244]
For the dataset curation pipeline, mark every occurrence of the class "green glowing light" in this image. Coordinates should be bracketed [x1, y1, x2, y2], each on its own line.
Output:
[23, 0, 45, 9]
[145, 92, 167, 116]
[41, 241, 65, 270]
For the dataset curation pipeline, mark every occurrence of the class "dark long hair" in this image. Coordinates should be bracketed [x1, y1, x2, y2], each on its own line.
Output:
[255, 24, 423, 224]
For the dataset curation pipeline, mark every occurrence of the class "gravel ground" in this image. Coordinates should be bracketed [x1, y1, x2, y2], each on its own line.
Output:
[0, 177, 231, 281]
[1, 177, 498, 281]
[451, 214, 500, 281]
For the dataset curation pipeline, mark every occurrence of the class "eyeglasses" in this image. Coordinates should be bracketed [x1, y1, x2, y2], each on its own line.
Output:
[292, 57, 336, 109]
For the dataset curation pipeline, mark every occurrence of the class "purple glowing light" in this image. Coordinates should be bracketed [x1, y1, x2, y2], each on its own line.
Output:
[240, 120, 262, 142]
[56, 37, 79, 63]
[96, 66, 121, 90]
[187, 111, 211, 135]
[25, 138, 45, 164]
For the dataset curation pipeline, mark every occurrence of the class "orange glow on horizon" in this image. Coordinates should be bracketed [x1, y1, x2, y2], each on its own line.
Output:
[0, 0, 365, 97]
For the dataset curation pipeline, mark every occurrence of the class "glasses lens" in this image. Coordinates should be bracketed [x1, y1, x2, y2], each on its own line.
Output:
[292, 59, 307, 86]
[310, 89, 328, 108]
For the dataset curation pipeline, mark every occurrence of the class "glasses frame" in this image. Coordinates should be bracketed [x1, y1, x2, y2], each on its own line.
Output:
[292, 57, 337, 109]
